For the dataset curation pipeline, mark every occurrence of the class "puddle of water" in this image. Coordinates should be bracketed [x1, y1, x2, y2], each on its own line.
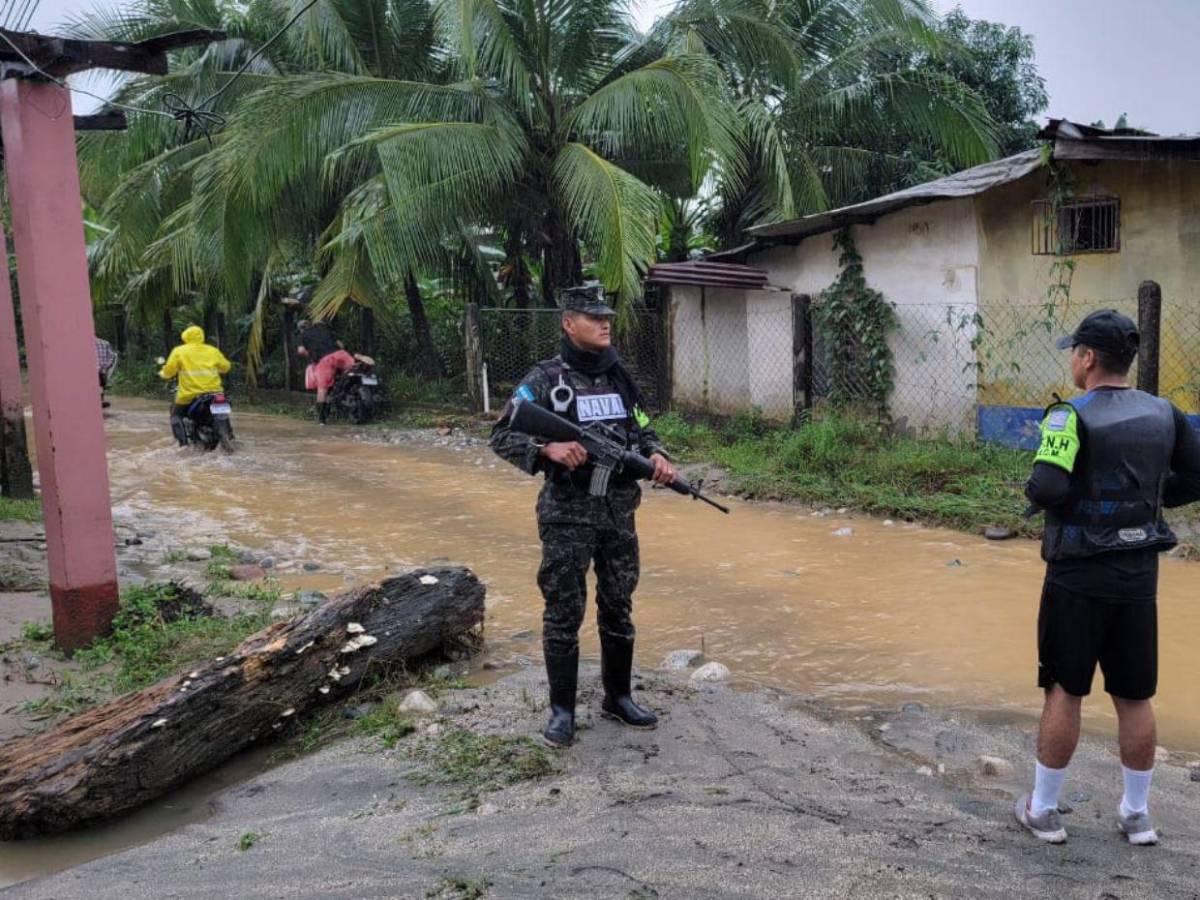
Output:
[93, 398, 1200, 747]
[0, 746, 275, 887]
[5, 395, 1200, 883]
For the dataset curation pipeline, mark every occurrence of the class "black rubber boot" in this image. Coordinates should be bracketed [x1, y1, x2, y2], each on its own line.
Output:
[542, 649, 578, 749]
[317, 402, 330, 425]
[600, 640, 657, 729]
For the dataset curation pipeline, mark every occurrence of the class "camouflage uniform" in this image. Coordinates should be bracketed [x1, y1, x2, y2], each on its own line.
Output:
[490, 361, 667, 658]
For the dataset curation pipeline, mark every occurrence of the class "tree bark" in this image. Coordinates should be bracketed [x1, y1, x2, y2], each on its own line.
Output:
[541, 207, 582, 307]
[281, 302, 299, 391]
[361, 305, 376, 358]
[0, 567, 485, 840]
[161, 307, 174, 356]
[404, 271, 443, 380]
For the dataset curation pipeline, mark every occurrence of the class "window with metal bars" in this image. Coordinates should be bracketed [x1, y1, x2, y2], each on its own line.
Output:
[1031, 196, 1120, 255]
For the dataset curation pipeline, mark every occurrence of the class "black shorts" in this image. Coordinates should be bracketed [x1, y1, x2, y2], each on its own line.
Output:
[1037, 583, 1157, 700]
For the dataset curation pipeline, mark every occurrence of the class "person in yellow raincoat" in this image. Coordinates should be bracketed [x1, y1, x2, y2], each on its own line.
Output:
[159, 325, 232, 446]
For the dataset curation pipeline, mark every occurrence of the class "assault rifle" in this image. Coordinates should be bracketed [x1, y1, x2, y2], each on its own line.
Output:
[509, 400, 730, 514]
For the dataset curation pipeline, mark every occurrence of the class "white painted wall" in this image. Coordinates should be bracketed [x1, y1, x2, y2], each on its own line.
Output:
[747, 198, 984, 433]
[669, 286, 793, 419]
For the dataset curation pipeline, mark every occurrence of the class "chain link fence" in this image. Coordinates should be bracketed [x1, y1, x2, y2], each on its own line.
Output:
[477, 303, 666, 412]
[465, 286, 1198, 447]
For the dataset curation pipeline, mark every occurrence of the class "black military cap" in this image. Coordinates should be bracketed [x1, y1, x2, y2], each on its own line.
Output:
[560, 284, 616, 317]
[1055, 309, 1139, 359]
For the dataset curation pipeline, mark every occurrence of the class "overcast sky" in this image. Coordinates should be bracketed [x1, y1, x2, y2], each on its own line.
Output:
[26, 0, 1200, 135]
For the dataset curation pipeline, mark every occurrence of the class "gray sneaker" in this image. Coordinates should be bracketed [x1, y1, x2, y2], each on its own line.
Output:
[1117, 807, 1158, 845]
[1014, 793, 1067, 843]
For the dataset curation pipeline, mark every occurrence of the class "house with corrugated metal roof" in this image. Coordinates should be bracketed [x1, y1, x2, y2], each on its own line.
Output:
[649, 120, 1200, 445]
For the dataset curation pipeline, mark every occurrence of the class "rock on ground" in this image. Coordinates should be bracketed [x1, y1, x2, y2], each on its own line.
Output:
[661, 649, 703, 671]
[399, 690, 438, 715]
[690, 661, 730, 683]
[228, 565, 266, 582]
[9, 667, 1200, 899]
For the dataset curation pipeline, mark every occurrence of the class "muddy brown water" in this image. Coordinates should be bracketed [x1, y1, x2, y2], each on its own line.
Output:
[4, 396, 1200, 885]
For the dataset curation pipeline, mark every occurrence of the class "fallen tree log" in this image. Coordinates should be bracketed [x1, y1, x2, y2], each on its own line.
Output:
[0, 567, 485, 840]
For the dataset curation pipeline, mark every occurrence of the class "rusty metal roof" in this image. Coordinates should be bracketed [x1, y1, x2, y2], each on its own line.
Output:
[745, 119, 1200, 245]
[645, 259, 772, 289]
[748, 149, 1045, 242]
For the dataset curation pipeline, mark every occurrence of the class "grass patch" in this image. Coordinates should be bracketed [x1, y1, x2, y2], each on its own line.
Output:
[237, 831, 263, 851]
[74, 582, 276, 694]
[22, 582, 278, 719]
[354, 699, 418, 749]
[411, 729, 559, 792]
[426, 876, 492, 899]
[0, 497, 40, 522]
[269, 665, 467, 762]
[20, 620, 52, 642]
[654, 409, 1034, 533]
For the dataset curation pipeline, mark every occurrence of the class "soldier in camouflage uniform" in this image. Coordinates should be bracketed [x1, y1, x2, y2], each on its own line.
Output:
[491, 285, 676, 748]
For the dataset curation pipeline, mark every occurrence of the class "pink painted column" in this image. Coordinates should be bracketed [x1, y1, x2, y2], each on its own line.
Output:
[0, 80, 118, 653]
[0, 219, 33, 499]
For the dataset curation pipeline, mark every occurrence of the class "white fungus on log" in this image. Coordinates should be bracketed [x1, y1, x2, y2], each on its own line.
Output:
[419, 575, 439, 585]
[346, 623, 365, 634]
[150, 719, 167, 729]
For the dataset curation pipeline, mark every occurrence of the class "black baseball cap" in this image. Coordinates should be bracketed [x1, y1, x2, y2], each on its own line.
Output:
[560, 284, 616, 317]
[1055, 309, 1139, 359]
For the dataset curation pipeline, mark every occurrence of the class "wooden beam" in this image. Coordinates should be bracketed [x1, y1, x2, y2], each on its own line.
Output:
[73, 112, 127, 131]
[0, 28, 225, 78]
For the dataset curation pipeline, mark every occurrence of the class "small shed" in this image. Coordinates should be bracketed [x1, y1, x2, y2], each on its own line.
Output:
[646, 260, 797, 421]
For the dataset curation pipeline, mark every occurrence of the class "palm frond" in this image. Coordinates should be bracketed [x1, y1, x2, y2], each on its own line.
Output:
[564, 54, 739, 187]
[552, 143, 660, 310]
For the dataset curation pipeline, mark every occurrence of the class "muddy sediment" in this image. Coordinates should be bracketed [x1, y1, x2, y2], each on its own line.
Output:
[84, 398, 1200, 749]
[6, 667, 1200, 899]
[4, 397, 1200, 894]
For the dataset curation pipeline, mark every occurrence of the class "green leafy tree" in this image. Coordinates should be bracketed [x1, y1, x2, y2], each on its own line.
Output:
[655, 0, 1001, 246]
[927, 7, 1047, 157]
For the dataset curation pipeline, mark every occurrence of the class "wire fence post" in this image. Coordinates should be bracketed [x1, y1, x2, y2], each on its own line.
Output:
[1137, 280, 1162, 395]
[657, 287, 674, 413]
[464, 302, 484, 413]
[792, 293, 813, 425]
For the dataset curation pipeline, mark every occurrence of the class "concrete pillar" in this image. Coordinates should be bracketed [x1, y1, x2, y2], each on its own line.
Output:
[0, 221, 33, 498]
[0, 80, 118, 653]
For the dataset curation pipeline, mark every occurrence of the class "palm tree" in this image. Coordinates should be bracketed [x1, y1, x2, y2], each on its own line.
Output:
[655, 0, 1000, 247]
[206, 0, 739, 325]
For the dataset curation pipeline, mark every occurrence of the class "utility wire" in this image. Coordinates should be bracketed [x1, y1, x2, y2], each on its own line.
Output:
[198, 0, 319, 108]
[0, 0, 321, 140]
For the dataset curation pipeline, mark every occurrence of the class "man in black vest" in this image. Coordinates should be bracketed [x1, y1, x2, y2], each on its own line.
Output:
[1015, 310, 1200, 846]
[490, 285, 676, 748]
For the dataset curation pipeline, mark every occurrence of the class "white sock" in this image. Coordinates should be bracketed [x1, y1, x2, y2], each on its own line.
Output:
[1120, 764, 1153, 816]
[1031, 761, 1068, 815]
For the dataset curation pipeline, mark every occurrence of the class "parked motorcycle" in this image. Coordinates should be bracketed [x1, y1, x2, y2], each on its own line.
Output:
[328, 357, 383, 424]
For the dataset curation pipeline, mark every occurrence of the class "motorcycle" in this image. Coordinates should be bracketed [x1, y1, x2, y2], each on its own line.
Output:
[157, 355, 236, 453]
[176, 392, 236, 453]
[328, 356, 383, 424]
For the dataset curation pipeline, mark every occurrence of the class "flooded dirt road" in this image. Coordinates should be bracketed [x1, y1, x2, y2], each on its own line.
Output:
[5, 395, 1200, 889]
[99, 398, 1200, 748]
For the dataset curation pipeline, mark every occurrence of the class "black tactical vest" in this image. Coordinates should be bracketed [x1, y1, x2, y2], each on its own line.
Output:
[1042, 388, 1177, 561]
[537, 358, 638, 491]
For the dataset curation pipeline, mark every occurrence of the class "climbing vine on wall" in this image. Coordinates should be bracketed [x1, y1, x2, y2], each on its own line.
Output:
[815, 229, 898, 410]
[1041, 145, 1077, 317]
